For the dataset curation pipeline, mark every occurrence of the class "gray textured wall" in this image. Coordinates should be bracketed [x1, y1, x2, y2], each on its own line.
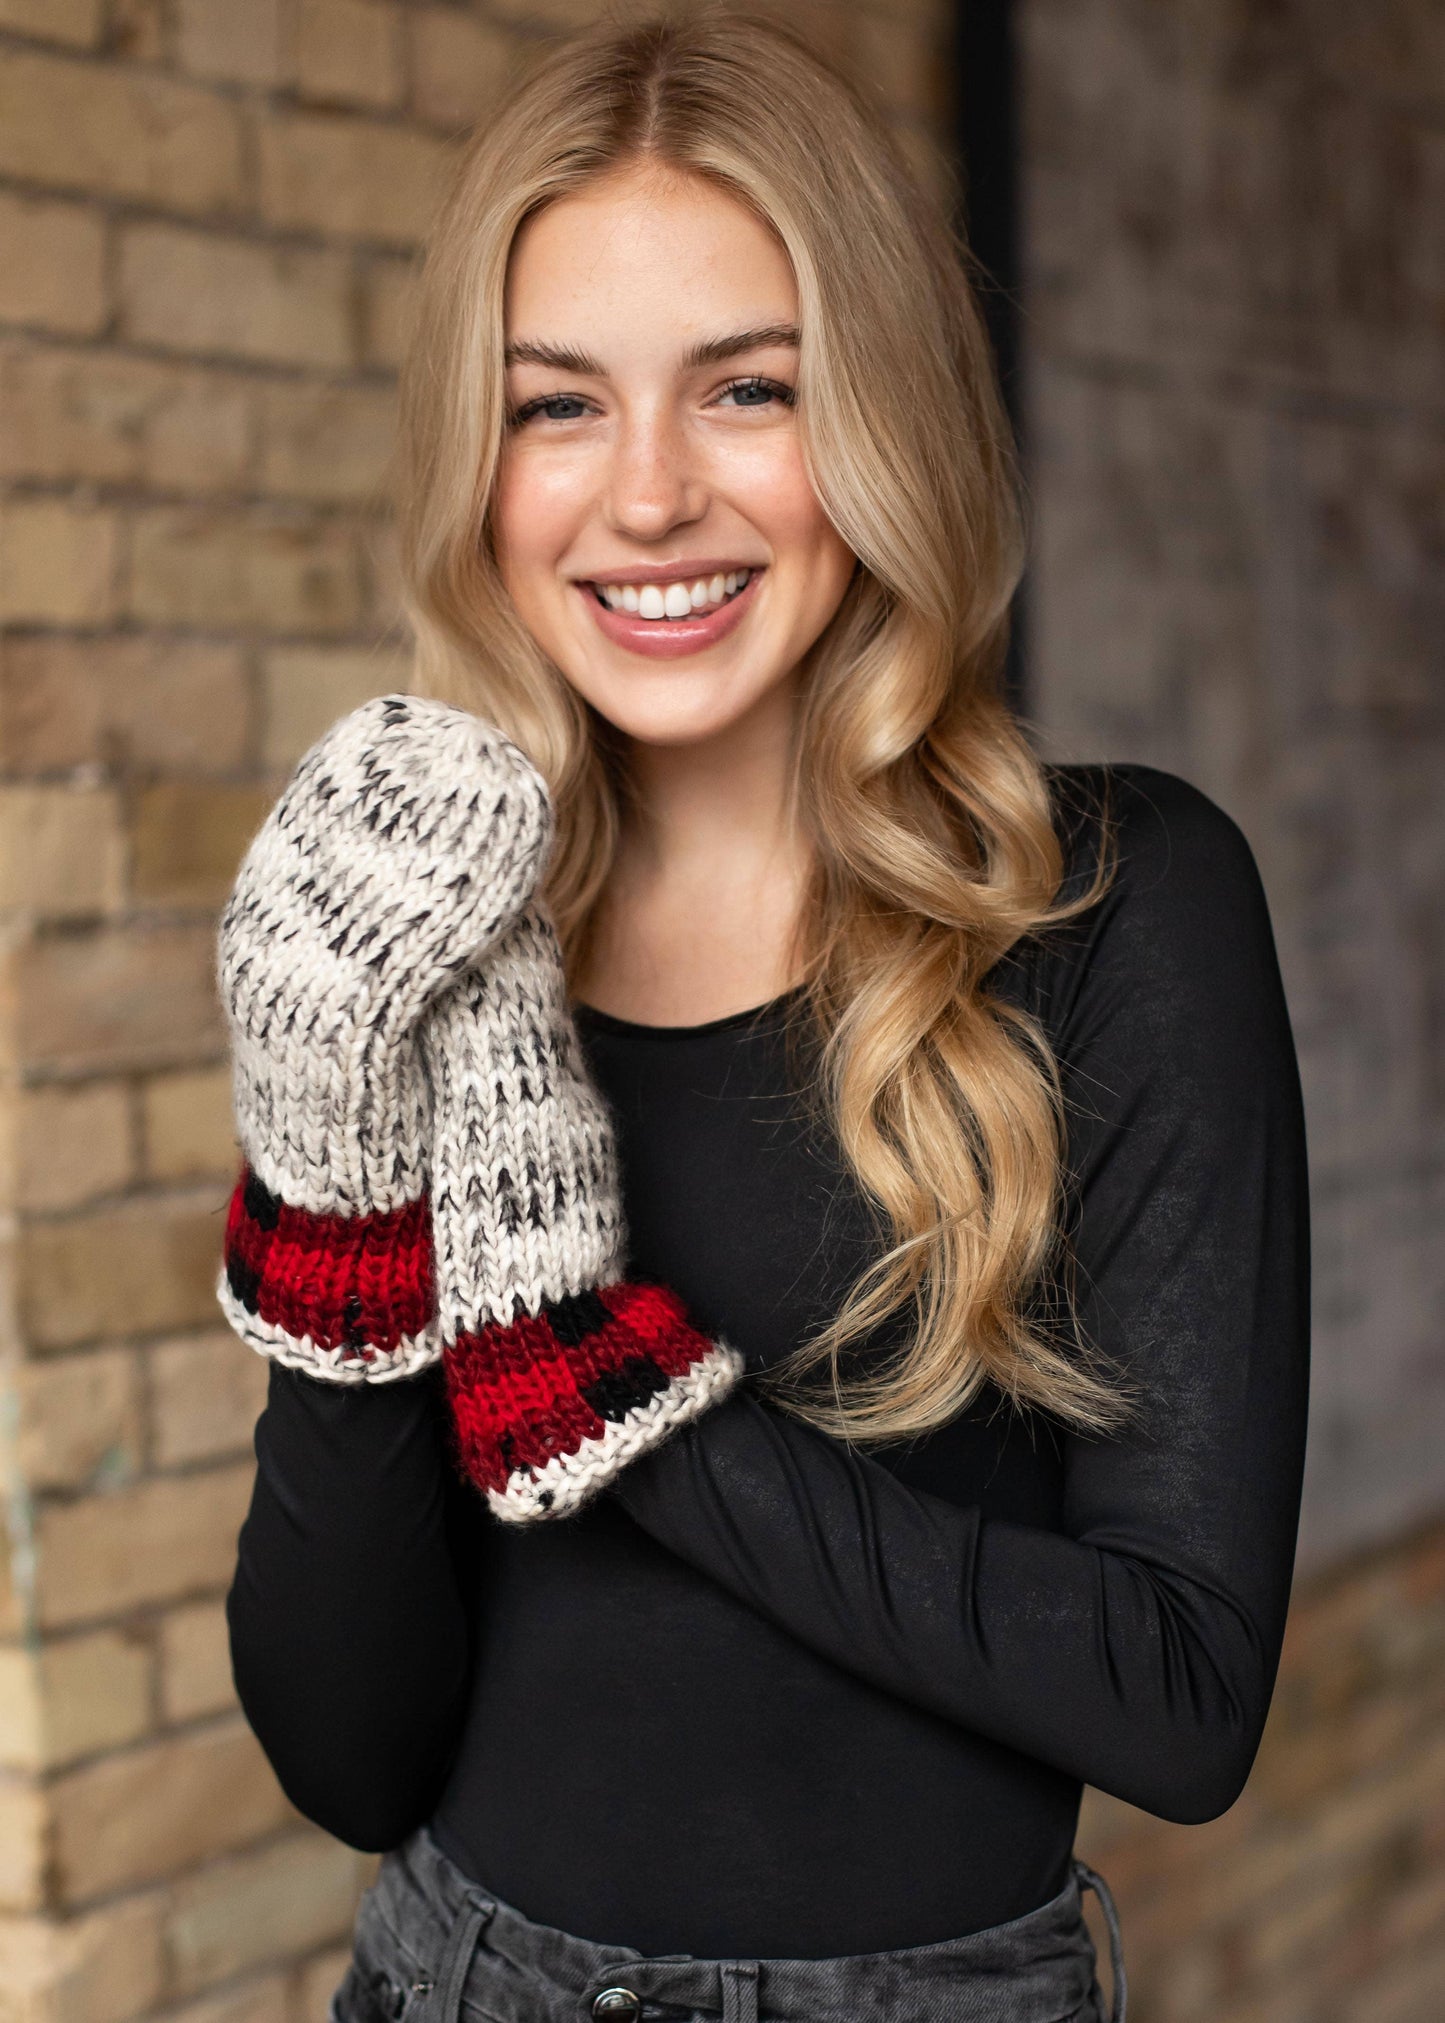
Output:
[1020, 0, 1445, 1574]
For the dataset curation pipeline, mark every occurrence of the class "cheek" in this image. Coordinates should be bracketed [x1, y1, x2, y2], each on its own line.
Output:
[492, 452, 585, 585]
[713, 433, 843, 565]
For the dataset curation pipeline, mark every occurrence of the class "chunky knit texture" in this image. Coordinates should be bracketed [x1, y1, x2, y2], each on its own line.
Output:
[215, 691, 552, 1379]
[417, 908, 744, 1521]
[215, 692, 744, 1515]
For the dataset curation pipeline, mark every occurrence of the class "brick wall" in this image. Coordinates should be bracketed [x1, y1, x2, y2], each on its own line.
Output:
[0, 6, 950, 2023]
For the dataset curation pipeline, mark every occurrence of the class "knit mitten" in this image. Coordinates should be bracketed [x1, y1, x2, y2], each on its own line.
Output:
[215, 692, 552, 1383]
[419, 905, 745, 1521]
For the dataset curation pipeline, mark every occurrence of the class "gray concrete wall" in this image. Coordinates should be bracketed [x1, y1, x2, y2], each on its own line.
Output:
[1019, 0, 1445, 1574]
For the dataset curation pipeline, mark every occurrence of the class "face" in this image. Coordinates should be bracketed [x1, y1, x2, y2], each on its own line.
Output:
[492, 161, 858, 749]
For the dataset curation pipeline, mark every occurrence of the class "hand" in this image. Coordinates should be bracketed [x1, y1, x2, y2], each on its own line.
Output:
[419, 904, 744, 1520]
[215, 692, 552, 1382]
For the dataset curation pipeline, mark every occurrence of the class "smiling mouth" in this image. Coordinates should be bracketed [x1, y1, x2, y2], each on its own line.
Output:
[587, 567, 758, 619]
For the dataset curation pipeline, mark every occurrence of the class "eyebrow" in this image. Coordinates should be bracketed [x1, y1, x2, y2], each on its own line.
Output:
[503, 323, 801, 374]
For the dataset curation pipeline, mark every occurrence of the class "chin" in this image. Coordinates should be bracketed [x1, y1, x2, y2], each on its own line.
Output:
[586, 690, 764, 748]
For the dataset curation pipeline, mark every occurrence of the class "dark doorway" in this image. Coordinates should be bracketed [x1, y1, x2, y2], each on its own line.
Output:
[952, 0, 1026, 709]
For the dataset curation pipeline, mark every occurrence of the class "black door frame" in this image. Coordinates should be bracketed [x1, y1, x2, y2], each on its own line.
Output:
[952, 0, 1027, 709]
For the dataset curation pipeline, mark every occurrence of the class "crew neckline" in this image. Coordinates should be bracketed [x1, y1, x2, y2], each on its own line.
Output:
[571, 980, 807, 1039]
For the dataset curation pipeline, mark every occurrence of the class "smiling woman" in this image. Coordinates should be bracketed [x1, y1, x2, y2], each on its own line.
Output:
[220, 7, 1309, 2023]
[492, 173, 855, 711]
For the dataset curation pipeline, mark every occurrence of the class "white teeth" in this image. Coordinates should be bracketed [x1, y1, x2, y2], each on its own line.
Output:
[595, 567, 754, 619]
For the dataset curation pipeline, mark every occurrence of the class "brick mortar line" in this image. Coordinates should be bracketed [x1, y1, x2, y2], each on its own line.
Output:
[0, 168, 441, 259]
[0, 477, 395, 516]
[0, 319, 406, 387]
[0, 21, 513, 131]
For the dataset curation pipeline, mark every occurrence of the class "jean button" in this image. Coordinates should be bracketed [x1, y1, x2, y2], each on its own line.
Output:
[591, 1990, 641, 2021]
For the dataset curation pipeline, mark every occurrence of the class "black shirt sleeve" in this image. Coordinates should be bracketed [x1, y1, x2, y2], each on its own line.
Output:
[226, 1359, 474, 1849]
[610, 767, 1311, 1823]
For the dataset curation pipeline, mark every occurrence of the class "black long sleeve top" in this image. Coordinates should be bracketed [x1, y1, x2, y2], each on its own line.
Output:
[226, 764, 1311, 1959]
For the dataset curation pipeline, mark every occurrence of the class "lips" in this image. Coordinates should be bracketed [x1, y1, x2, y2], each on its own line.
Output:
[576, 565, 765, 659]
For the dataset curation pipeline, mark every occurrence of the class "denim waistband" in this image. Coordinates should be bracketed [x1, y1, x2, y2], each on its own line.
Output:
[348, 1824, 1127, 2023]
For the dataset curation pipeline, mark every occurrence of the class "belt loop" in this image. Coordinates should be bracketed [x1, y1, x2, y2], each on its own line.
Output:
[719, 1960, 759, 2023]
[418, 1894, 492, 2023]
[1072, 1859, 1127, 2023]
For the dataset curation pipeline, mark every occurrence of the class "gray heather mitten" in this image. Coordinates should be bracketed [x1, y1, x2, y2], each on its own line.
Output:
[419, 905, 745, 1523]
[215, 692, 552, 1383]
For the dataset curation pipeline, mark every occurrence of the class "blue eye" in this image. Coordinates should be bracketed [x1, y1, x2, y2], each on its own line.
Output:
[507, 394, 590, 428]
[717, 376, 795, 409]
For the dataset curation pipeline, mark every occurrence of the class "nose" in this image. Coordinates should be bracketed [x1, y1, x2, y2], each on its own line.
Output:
[602, 402, 708, 544]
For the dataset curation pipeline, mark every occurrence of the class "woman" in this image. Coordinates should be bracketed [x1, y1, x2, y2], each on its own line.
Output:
[219, 9, 1310, 2022]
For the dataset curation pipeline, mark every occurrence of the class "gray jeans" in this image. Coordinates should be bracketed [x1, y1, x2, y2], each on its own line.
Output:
[332, 1824, 1126, 2023]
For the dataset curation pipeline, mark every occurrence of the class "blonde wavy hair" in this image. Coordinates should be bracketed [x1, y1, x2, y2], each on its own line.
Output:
[394, 2, 1137, 1445]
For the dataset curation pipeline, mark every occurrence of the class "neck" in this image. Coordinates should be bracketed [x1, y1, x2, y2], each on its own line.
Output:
[615, 677, 807, 894]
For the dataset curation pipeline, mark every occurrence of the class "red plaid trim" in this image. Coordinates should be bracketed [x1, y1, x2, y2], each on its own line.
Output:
[444, 1281, 717, 1496]
[223, 1162, 435, 1360]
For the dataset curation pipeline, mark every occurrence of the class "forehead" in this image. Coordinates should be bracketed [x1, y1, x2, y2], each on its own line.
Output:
[503, 166, 797, 359]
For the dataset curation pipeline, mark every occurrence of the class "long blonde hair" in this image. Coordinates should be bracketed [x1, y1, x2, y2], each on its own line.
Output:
[394, 3, 1137, 1444]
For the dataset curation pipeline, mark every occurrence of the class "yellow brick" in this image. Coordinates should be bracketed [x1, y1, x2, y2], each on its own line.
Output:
[0, 1628, 154, 1771]
[0, 193, 105, 335]
[119, 223, 351, 371]
[0, 1646, 44, 1769]
[257, 381, 397, 506]
[175, 0, 285, 86]
[262, 643, 410, 768]
[361, 252, 418, 371]
[297, 0, 403, 111]
[128, 505, 365, 636]
[0, 344, 253, 492]
[166, 1832, 369, 1995]
[50, 1717, 293, 1904]
[129, 783, 272, 909]
[258, 111, 449, 248]
[142, 1069, 236, 1186]
[17, 1195, 223, 1351]
[363, 516, 404, 634]
[0, 1524, 24, 1638]
[0, 1777, 47, 1912]
[33, 1462, 254, 1630]
[158, 1598, 235, 1722]
[0, 497, 117, 626]
[13, 1347, 143, 1493]
[0, 1892, 167, 2023]
[0, 0, 102, 44]
[298, 1947, 353, 2023]
[0, 635, 249, 777]
[410, 8, 513, 131]
[109, 0, 165, 64]
[0, 787, 124, 918]
[16, 1081, 132, 1214]
[166, 1977, 289, 2023]
[149, 1331, 266, 1470]
[4, 922, 222, 1077]
[0, 47, 244, 214]
[42, 1630, 153, 1770]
